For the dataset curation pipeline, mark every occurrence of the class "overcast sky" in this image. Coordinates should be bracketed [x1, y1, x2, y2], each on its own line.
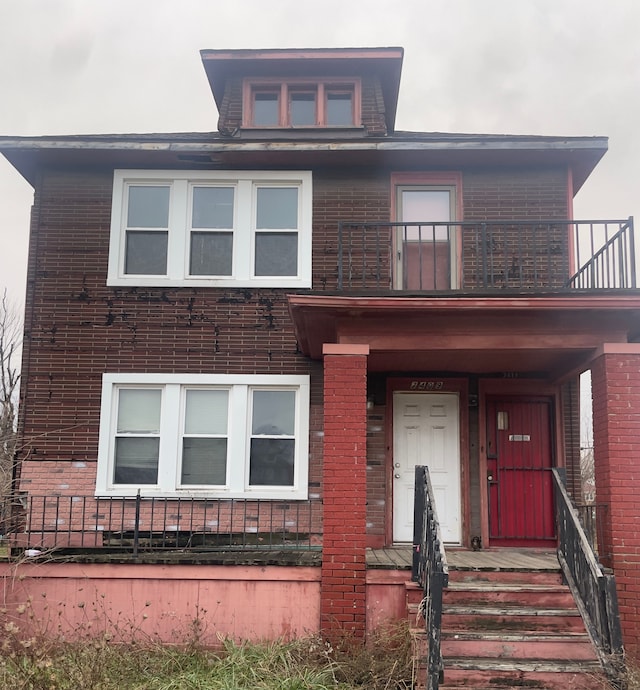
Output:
[0, 0, 638, 307]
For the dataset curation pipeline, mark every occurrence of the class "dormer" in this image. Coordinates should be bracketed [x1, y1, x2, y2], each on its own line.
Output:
[200, 47, 403, 138]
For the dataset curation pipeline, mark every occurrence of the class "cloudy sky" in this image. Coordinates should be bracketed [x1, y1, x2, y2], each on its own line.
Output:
[0, 0, 638, 307]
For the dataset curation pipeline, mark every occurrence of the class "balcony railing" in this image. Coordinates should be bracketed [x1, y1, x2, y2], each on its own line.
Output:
[337, 218, 635, 292]
[7, 494, 322, 557]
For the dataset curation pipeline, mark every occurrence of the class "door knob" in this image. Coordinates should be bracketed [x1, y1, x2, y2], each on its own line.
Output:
[487, 474, 494, 481]
[395, 473, 401, 479]
[395, 463, 401, 468]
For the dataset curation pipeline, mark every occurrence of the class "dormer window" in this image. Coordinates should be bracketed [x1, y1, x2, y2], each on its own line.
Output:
[244, 78, 360, 128]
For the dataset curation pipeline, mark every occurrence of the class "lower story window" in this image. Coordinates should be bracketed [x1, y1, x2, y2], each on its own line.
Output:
[96, 373, 310, 499]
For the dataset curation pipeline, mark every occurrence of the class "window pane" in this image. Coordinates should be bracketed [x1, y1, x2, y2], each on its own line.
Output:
[114, 438, 159, 484]
[181, 438, 227, 485]
[190, 232, 232, 276]
[192, 187, 234, 228]
[253, 92, 279, 126]
[249, 438, 295, 486]
[252, 390, 295, 435]
[255, 232, 298, 276]
[326, 92, 353, 126]
[185, 389, 228, 435]
[256, 187, 298, 229]
[117, 389, 161, 433]
[400, 190, 451, 241]
[290, 92, 316, 126]
[127, 186, 170, 228]
[125, 231, 168, 275]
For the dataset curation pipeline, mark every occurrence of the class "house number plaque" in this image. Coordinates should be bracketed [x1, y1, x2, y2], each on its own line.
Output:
[409, 381, 444, 391]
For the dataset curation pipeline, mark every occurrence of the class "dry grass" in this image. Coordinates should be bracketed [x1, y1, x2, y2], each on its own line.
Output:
[0, 621, 415, 690]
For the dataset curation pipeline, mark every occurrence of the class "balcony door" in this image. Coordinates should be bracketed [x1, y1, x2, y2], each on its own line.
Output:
[395, 187, 456, 290]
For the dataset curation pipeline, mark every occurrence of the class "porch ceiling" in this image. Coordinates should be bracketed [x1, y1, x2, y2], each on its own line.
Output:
[287, 294, 640, 379]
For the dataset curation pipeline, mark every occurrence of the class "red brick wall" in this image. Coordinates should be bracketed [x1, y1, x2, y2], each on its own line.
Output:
[591, 350, 640, 658]
[463, 168, 568, 220]
[17, 169, 324, 540]
[321, 348, 368, 638]
[462, 167, 570, 288]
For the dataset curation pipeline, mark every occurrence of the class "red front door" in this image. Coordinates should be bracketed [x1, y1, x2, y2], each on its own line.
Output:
[486, 396, 556, 546]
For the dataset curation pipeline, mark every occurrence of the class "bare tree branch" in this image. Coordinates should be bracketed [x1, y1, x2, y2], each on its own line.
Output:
[0, 288, 21, 532]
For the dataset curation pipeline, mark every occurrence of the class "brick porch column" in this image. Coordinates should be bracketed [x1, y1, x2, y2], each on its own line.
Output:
[591, 344, 640, 658]
[321, 344, 369, 640]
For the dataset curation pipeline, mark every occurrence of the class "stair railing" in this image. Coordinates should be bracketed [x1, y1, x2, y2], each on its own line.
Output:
[412, 466, 449, 690]
[553, 468, 624, 682]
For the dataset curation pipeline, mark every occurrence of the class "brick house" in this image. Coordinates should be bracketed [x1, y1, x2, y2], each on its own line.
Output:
[2, 47, 640, 669]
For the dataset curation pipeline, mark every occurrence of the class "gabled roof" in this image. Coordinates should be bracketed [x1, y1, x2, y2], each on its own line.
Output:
[200, 47, 404, 132]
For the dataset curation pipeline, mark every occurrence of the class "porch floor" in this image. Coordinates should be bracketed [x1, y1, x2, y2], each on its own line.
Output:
[366, 546, 559, 571]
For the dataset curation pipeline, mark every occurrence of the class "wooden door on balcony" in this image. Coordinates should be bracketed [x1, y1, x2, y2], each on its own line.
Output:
[486, 396, 556, 546]
[393, 392, 461, 544]
[395, 187, 455, 290]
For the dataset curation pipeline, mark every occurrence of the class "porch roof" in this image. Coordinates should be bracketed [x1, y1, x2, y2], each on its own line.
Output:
[287, 293, 640, 381]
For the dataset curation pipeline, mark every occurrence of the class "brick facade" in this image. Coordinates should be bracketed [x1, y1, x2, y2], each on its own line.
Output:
[591, 348, 640, 656]
[321, 346, 368, 638]
[17, 165, 583, 545]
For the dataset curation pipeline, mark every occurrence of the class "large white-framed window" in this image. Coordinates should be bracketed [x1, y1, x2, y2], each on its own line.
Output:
[108, 170, 313, 288]
[96, 373, 310, 499]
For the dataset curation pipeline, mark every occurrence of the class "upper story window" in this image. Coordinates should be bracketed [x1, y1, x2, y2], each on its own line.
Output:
[108, 170, 312, 288]
[244, 78, 361, 128]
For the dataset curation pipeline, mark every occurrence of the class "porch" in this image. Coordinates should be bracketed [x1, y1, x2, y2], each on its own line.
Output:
[366, 545, 559, 572]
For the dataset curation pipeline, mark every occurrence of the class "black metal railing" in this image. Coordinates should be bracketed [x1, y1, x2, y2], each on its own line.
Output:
[568, 218, 636, 289]
[9, 493, 322, 556]
[337, 218, 636, 292]
[553, 469, 624, 680]
[576, 503, 611, 561]
[412, 466, 449, 690]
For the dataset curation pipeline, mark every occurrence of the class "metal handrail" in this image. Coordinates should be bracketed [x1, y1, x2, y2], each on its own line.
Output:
[552, 468, 624, 683]
[412, 466, 449, 690]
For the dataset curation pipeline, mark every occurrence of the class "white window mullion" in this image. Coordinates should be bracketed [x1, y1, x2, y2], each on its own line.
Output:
[235, 180, 252, 281]
[166, 179, 187, 281]
[157, 383, 180, 492]
[227, 385, 248, 493]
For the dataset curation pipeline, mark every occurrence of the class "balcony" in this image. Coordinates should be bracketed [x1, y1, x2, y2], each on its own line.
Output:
[336, 218, 636, 293]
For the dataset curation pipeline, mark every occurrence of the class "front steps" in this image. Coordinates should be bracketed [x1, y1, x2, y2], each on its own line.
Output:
[408, 554, 610, 689]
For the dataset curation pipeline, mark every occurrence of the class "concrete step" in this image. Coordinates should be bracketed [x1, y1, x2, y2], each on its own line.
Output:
[441, 631, 597, 661]
[439, 658, 606, 689]
[411, 563, 606, 689]
[442, 604, 586, 634]
[448, 568, 563, 586]
[444, 580, 575, 608]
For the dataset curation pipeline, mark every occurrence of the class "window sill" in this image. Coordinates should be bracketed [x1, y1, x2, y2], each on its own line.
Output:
[95, 488, 309, 501]
[106, 277, 312, 289]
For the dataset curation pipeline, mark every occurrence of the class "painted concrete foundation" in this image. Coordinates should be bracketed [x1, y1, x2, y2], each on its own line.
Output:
[0, 562, 322, 644]
[0, 561, 409, 644]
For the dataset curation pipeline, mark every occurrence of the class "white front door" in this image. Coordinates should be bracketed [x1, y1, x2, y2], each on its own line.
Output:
[393, 392, 461, 543]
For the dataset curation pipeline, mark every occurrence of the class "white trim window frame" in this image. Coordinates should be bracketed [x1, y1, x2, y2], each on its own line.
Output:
[96, 373, 310, 499]
[108, 170, 313, 288]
